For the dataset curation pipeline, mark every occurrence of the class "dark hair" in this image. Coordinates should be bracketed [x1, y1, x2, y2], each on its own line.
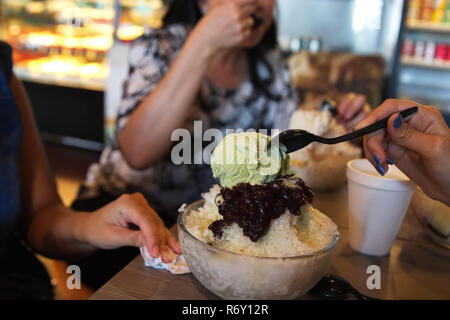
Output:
[163, 0, 281, 101]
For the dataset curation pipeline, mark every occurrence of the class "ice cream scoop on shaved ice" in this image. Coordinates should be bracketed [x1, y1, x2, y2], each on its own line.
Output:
[210, 132, 291, 188]
[184, 131, 337, 258]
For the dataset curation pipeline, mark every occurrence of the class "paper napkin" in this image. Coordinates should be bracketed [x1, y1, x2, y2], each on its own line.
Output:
[140, 246, 190, 275]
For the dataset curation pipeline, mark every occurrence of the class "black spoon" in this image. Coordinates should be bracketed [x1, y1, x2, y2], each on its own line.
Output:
[308, 273, 379, 300]
[271, 106, 418, 153]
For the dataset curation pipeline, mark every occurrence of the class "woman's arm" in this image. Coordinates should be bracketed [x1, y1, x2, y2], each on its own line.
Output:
[11, 74, 95, 259]
[118, 32, 213, 169]
[11, 75, 180, 262]
[118, 0, 256, 169]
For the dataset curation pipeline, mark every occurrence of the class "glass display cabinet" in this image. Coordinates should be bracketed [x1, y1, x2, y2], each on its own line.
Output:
[0, 0, 166, 91]
[0, 0, 166, 149]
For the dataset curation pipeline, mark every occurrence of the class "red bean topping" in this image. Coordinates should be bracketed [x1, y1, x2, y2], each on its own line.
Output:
[208, 175, 314, 242]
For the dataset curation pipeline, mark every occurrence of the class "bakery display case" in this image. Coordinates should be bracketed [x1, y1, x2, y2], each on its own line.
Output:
[0, 0, 166, 91]
[0, 0, 166, 149]
[1, 0, 112, 91]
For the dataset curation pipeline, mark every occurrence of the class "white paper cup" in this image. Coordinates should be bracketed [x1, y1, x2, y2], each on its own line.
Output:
[346, 159, 415, 256]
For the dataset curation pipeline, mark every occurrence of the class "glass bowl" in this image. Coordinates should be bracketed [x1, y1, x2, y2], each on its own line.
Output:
[177, 200, 340, 300]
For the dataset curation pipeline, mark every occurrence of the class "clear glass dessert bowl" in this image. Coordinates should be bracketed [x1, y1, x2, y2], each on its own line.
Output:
[178, 200, 340, 300]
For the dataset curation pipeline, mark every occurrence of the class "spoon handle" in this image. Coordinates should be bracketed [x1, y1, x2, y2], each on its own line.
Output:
[315, 106, 418, 145]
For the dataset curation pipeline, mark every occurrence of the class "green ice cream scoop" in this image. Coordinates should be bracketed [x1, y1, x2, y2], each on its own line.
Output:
[210, 132, 291, 188]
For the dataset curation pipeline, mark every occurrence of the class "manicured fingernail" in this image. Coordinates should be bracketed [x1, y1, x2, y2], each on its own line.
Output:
[374, 155, 381, 166]
[386, 157, 395, 165]
[393, 114, 403, 129]
[375, 164, 386, 176]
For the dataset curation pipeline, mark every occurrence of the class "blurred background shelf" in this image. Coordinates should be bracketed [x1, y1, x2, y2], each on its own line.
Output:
[400, 56, 450, 71]
[391, 0, 450, 125]
[14, 65, 106, 91]
[407, 20, 450, 32]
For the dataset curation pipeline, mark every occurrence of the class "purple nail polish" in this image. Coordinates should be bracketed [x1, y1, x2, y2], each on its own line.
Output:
[375, 164, 386, 176]
[394, 114, 403, 129]
[374, 155, 381, 165]
[386, 157, 395, 165]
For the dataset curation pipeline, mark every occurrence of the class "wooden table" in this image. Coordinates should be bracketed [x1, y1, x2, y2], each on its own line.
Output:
[90, 185, 450, 300]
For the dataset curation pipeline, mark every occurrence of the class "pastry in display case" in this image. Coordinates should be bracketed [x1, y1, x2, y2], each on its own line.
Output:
[0, 0, 167, 149]
[0, 0, 167, 91]
[117, 0, 167, 41]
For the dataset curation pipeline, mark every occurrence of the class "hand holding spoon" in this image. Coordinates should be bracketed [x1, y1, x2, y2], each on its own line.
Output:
[271, 106, 418, 153]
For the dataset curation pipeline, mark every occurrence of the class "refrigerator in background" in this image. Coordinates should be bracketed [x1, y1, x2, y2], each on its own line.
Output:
[394, 0, 450, 124]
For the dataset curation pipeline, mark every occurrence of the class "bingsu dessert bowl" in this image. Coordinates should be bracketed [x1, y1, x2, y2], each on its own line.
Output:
[178, 198, 339, 300]
[177, 132, 339, 299]
[289, 107, 361, 191]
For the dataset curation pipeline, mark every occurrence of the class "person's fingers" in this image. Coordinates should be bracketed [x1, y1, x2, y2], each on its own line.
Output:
[364, 130, 389, 176]
[136, 217, 162, 258]
[346, 94, 366, 120]
[339, 94, 366, 121]
[386, 140, 432, 189]
[115, 194, 163, 257]
[165, 229, 181, 255]
[384, 139, 406, 164]
[415, 105, 450, 135]
[235, 1, 256, 18]
[386, 112, 442, 158]
[240, 3, 257, 14]
[355, 99, 419, 130]
[101, 227, 144, 249]
[337, 93, 355, 121]
[241, 17, 254, 30]
[157, 231, 171, 263]
[131, 194, 168, 258]
[159, 229, 181, 263]
[345, 109, 367, 131]
[235, 0, 257, 7]
[120, 229, 144, 247]
[385, 140, 421, 176]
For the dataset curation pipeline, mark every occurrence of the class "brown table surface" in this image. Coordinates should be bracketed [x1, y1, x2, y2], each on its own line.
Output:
[90, 185, 450, 300]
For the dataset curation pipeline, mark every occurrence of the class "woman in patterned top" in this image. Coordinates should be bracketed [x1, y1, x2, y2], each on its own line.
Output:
[0, 41, 180, 298]
[73, 0, 369, 226]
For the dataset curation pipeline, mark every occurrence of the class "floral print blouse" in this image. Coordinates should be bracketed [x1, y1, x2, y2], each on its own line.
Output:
[79, 24, 298, 221]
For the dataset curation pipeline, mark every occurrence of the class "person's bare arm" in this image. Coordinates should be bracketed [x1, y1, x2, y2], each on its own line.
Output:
[118, 33, 213, 169]
[11, 74, 96, 259]
[11, 75, 180, 262]
[118, 0, 256, 169]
